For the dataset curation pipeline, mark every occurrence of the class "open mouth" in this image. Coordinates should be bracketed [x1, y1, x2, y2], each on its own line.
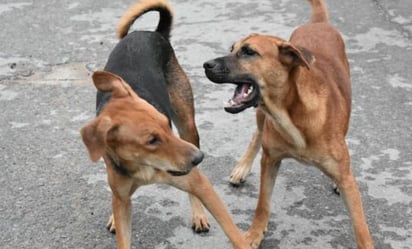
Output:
[224, 82, 259, 114]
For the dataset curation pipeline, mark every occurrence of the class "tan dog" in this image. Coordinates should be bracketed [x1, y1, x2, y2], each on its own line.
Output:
[80, 0, 251, 248]
[203, 0, 374, 248]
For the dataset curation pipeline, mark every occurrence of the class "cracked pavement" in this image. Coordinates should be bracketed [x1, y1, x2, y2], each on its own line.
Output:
[0, 0, 411, 248]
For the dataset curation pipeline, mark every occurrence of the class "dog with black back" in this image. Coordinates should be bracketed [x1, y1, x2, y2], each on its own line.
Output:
[80, 0, 251, 248]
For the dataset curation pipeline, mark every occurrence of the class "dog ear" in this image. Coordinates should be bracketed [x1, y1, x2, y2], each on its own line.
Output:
[92, 71, 139, 99]
[80, 117, 113, 162]
[279, 43, 311, 70]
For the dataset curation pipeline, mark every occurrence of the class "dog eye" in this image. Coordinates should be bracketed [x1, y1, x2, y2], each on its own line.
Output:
[239, 46, 258, 57]
[147, 136, 161, 146]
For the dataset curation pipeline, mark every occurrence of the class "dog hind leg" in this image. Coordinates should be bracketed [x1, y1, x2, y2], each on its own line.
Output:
[318, 145, 374, 249]
[166, 55, 210, 232]
[338, 173, 374, 249]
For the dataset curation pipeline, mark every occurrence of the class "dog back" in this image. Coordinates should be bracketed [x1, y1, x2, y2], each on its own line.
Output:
[96, 30, 173, 124]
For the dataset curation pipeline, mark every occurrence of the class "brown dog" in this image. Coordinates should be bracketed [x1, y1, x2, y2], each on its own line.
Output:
[203, 0, 374, 248]
[80, 0, 251, 248]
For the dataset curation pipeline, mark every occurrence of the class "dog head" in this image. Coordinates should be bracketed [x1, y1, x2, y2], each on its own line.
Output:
[203, 34, 312, 114]
[81, 71, 203, 177]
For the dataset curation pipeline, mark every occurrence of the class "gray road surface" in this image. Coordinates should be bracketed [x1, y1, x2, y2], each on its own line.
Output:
[1, 0, 411, 248]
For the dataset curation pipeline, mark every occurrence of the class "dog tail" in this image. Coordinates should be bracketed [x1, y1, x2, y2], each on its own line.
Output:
[308, 0, 329, 23]
[117, 0, 173, 40]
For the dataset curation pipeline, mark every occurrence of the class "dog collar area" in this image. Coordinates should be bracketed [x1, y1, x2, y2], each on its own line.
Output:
[108, 155, 130, 176]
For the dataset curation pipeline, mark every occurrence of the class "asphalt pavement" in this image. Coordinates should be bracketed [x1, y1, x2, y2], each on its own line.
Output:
[1, 0, 411, 248]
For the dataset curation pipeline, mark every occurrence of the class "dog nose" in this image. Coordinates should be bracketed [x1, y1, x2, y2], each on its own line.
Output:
[203, 60, 217, 70]
[192, 150, 204, 166]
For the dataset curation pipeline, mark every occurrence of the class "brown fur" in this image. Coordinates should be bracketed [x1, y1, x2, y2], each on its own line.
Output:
[204, 0, 374, 248]
[117, 0, 173, 39]
[80, 1, 251, 249]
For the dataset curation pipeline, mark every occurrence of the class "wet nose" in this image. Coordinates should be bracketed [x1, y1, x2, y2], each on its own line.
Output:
[203, 60, 217, 70]
[192, 150, 204, 166]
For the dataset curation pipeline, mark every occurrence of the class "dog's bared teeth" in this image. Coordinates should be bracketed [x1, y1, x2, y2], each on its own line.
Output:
[226, 99, 239, 107]
[226, 83, 255, 108]
[242, 85, 254, 98]
[248, 85, 254, 94]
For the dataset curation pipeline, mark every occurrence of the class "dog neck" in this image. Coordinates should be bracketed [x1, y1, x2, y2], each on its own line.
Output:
[259, 67, 314, 150]
[261, 103, 306, 150]
[107, 154, 131, 176]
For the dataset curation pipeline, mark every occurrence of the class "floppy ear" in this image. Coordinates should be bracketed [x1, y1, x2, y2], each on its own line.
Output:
[279, 43, 312, 70]
[80, 117, 113, 162]
[92, 71, 139, 99]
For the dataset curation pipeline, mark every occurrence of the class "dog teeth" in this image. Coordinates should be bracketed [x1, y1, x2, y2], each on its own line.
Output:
[243, 88, 252, 97]
[226, 99, 239, 107]
[245, 85, 253, 94]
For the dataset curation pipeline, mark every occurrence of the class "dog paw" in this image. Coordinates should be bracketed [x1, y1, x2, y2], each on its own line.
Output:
[332, 182, 341, 195]
[106, 214, 116, 234]
[230, 175, 247, 187]
[245, 229, 264, 249]
[230, 163, 251, 186]
[191, 215, 210, 233]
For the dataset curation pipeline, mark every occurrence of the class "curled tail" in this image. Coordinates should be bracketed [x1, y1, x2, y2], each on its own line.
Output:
[308, 0, 329, 23]
[117, 0, 173, 40]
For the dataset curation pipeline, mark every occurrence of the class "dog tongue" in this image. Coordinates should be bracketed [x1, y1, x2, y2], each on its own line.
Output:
[230, 84, 251, 106]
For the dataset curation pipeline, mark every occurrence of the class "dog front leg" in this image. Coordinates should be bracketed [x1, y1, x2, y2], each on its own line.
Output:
[169, 169, 251, 249]
[105, 159, 137, 249]
[111, 193, 132, 249]
[230, 129, 261, 185]
[189, 194, 210, 232]
[230, 108, 265, 185]
[245, 154, 281, 249]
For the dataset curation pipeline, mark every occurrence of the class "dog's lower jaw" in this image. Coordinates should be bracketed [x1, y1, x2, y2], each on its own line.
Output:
[224, 103, 254, 114]
[224, 89, 260, 114]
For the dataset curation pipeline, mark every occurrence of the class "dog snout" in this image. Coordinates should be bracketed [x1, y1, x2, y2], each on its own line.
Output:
[192, 150, 204, 166]
[203, 58, 230, 83]
[203, 59, 218, 70]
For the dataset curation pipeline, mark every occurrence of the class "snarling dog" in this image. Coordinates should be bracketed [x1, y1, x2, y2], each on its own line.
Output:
[203, 0, 374, 248]
[80, 0, 251, 248]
